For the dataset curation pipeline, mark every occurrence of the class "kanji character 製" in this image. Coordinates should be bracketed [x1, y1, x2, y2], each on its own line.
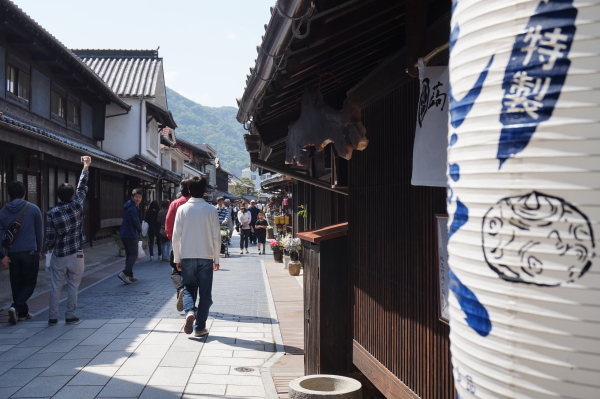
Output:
[503, 71, 551, 119]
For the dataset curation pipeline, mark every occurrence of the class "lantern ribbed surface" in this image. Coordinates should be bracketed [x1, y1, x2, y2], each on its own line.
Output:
[447, 0, 600, 397]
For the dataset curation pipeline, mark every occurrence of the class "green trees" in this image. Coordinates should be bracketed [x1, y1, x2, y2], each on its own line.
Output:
[167, 87, 249, 177]
[232, 178, 259, 197]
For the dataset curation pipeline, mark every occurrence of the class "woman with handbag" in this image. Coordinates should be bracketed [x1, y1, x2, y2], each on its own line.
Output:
[237, 207, 251, 254]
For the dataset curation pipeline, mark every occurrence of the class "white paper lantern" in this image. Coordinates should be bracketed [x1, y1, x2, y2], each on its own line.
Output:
[447, 0, 600, 397]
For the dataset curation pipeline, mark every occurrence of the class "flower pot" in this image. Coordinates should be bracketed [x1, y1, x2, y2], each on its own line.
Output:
[267, 229, 274, 240]
[118, 249, 126, 257]
[283, 255, 290, 270]
[288, 260, 301, 276]
[289, 375, 362, 399]
[290, 252, 299, 261]
[272, 251, 283, 263]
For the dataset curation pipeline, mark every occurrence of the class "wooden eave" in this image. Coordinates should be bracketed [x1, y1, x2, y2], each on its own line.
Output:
[248, 0, 450, 171]
[297, 222, 348, 243]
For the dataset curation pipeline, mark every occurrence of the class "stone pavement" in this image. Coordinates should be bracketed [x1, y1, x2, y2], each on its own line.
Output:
[0, 244, 126, 322]
[262, 259, 304, 399]
[0, 234, 287, 399]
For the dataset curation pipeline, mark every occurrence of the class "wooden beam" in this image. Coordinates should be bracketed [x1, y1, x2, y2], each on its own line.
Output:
[32, 53, 56, 62]
[6, 34, 34, 44]
[346, 12, 450, 109]
[353, 340, 420, 399]
[251, 158, 348, 196]
[405, 0, 429, 76]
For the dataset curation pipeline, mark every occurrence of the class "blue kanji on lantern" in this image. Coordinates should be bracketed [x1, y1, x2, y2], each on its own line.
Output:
[497, 0, 577, 168]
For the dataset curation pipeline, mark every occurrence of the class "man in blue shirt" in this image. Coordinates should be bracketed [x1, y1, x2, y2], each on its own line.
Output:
[118, 188, 143, 284]
[0, 180, 43, 325]
[45, 156, 91, 325]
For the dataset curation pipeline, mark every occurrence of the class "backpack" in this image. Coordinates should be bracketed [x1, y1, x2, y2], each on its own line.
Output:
[2, 202, 30, 250]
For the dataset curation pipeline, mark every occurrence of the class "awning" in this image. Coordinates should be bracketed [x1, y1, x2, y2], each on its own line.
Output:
[0, 112, 156, 182]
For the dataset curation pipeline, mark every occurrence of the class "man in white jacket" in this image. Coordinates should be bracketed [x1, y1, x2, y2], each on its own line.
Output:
[172, 176, 221, 337]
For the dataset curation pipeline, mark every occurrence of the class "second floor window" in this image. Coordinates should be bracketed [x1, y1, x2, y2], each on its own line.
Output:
[6, 64, 30, 104]
[67, 100, 79, 126]
[51, 90, 66, 119]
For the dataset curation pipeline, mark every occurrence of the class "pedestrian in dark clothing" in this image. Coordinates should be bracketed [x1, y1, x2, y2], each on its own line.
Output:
[254, 212, 268, 254]
[248, 200, 260, 244]
[0, 181, 43, 325]
[157, 199, 171, 261]
[118, 188, 143, 284]
[145, 200, 162, 261]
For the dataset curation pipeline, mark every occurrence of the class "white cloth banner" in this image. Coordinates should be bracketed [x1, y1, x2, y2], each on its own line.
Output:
[411, 58, 448, 187]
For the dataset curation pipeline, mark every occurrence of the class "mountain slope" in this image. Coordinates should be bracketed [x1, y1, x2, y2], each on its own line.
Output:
[166, 87, 248, 177]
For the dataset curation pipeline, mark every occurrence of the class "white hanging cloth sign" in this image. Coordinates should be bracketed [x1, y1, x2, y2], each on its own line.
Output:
[411, 58, 449, 187]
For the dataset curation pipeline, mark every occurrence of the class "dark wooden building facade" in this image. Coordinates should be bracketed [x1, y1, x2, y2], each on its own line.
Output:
[0, 1, 162, 245]
[238, 0, 453, 397]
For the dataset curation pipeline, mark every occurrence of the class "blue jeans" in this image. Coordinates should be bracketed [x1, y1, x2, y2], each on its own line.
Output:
[181, 258, 214, 331]
[161, 241, 172, 260]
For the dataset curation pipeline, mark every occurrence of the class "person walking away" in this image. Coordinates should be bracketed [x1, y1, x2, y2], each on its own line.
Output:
[224, 199, 234, 240]
[0, 182, 43, 324]
[157, 199, 171, 261]
[145, 200, 161, 261]
[238, 207, 251, 254]
[172, 176, 220, 337]
[45, 156, 91, 325]
[254, 212, 268, 254]
[166, 179, 190, 311]
[248, 200, 260, 244]
[118, 188, 143, 284]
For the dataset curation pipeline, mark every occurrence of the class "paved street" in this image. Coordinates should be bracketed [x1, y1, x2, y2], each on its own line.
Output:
[0, 235, 282, 399]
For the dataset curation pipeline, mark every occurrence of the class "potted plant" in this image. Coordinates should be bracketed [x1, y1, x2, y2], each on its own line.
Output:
[298, 205, 307, 231]
[283, 237, 302, 276]
[269, 239, 283, 263]
[112, 233, 126, 257]
[283, 237, 302, 261]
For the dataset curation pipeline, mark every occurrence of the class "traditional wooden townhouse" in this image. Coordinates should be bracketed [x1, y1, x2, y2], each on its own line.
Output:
[237, 0, 454, 397]
[0, 0, 164, 246]
[174, 137, 214, 179]
[72, 49, 182, 203]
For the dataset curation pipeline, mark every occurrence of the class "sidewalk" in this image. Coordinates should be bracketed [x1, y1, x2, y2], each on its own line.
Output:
[0, 244, 126, 324]
[262, 259, 304, 399]
[0, 234, 292, 399]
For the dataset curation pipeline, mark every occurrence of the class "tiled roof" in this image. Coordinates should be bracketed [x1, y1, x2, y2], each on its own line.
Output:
[129, 154, 182, 184]
[1, 2, 129, 110]
[176, 138, 215, 158]
[0, 112, 155, 180]
[72, 49, 162, 98]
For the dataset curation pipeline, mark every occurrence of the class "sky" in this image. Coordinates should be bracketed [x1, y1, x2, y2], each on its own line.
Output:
[15, 0, 274, 108]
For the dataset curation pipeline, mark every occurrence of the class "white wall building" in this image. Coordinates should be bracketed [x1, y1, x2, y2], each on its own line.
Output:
[241, 167, 271, 185]
[74, 49, 179, 174]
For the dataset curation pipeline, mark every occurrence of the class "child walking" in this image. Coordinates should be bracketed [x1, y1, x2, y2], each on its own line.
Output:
[254, 212, 268, 254]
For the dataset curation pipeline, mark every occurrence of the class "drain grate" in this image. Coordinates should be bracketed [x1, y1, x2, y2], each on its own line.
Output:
[234, 367, 255, 373]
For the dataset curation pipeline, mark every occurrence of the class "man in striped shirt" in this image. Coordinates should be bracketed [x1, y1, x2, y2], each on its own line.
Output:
[215, 196, 229, 227]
